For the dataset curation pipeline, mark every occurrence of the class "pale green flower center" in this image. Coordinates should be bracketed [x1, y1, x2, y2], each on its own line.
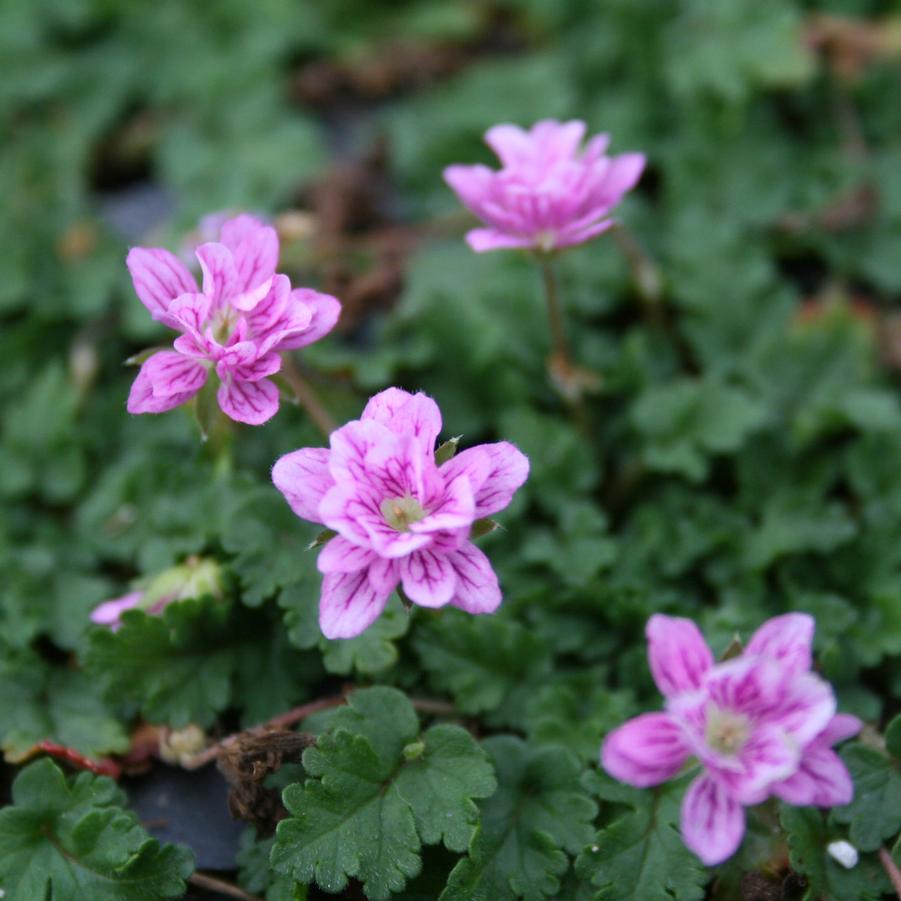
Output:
[705, 707, 750, 756]
[213, 307, 238, 344]
[381, 495, 427, 532]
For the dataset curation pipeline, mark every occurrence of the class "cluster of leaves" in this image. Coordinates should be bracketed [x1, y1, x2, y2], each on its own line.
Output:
[3, 0, 901, 898]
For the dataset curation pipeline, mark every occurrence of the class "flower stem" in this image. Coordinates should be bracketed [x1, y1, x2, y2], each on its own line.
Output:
[879, 847, 901, 899]
[280, 356, 338, 438]
[538, 255, 572, 369]
[188, 872, 262, 901]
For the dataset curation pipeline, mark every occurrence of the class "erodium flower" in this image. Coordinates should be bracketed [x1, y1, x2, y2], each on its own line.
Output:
[601, 613, 860, 866]
[90, 557, 224, 631]
[126, 214, 340, 425]
[443, 119, 645, 253]
[272, 387, 529, 639]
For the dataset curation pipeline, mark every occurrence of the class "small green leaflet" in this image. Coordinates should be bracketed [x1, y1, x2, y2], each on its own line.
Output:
[780, 806, 890, 900]
[0, 758, 194, 901]
[270, 687, 496, 900]
[575, 773, 707, 901]
[631, 378, 767, 482]
[832, 742, 901, 851]
[87, 596, 312, 728]
[237, 827, 308, 901]
[413, 612, 551, 715]
[441, 735, 597, 901]
[0, 648, 128, 761]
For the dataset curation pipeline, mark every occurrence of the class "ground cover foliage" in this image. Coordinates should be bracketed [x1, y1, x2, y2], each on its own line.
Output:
[2, 0, 901, 898]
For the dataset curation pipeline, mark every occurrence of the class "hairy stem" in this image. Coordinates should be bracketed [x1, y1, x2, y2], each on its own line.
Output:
[539, 255, 572, 368]
[188, 872, 262, 901]
[879, 847, 901, 899]
[280, 356, 338, 437]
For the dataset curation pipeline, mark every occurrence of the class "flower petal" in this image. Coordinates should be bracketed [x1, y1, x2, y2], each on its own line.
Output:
[681, 774, 745, 866]
[555, 217, 616, 249]
[727, 724, 800, 805]
[646, 614, 714, 699]
[317, 536, 377, 574]
[443, 164, 495, 215]
[703, 657, 783, 719]
[220, 351, 282, 384]
[447, 542, 502, 614]
[467, 441, 529, 516]
[145, 351, 208, 398]
[465, 228, 533, 253]
[745, 613, 814, 675]
[217, 376, 279, 425]
[319, 567, 394, 639]
[196, 242, 239, 304]
[770, 671, 836, 748]
[90, 591, 144, 630]
[409, 475, 475, 534]
[775, 746, 855, 808]
[400, 549, 456, 608]
[439, 447, 492, 498]
[218, 214, 279, 293]
[168, 292, 213, 336]
[601, 712, 690, 788]
[126, 247, 197, 324]
[127, 352, 206, 414]
[362, 388, 442, 451]
[819, 713, 863, 746]
[274, 290, 342, 350]
[596, 152, 646, 203]
[328, 419, 395, 486]
[272, 447, 333, 523]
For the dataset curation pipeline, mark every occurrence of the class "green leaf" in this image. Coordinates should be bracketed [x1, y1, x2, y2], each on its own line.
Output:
[271, 687, 496, 900]
[832, 743, 901, 851]
[322, 595, 411, 675]
[413, 613, 552, 716]
[441, 736, 597, 901]
[237, 827, 308, 901]
[575, 776, 707, 901]
[520, 501, 618, 588]
[885, 714, 901, 760]
[781, 805, 889, 900]
[632, 379, 767, 481]
[87, 596, 234, 728]
[86, 595, 313, 729]
[222, 489, 318, 607]
[0, 648, 128, 761]
[0, 758, 194, 901]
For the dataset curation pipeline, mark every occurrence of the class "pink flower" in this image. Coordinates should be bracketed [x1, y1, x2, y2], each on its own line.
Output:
[443, 119, 645, 253]
[272, 387, 529, 639]
[90, 557, 224, 631]
[90, 591, 145, 631]
[601, 613, 860, 866]
[126, 214, 341, 425]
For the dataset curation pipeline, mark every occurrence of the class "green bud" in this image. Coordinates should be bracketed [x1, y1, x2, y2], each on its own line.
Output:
[402, 740, 426, 761]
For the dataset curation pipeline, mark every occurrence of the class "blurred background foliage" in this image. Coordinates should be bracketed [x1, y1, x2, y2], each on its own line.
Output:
[3, 0, 901, 897]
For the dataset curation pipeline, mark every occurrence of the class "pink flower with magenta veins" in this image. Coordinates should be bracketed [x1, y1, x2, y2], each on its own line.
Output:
[444, 119, 645, 253]
[272, 387, 529, 639]
[126, 214, 340, 425]
[601, 613, 861, 866]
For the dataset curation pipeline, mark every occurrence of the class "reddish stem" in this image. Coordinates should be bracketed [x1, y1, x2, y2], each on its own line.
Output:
[879, 847, 901, 899]
[181, 692, 457, 770]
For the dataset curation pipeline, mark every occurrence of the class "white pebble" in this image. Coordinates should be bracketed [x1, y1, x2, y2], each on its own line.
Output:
[827, 840, 859, 869]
